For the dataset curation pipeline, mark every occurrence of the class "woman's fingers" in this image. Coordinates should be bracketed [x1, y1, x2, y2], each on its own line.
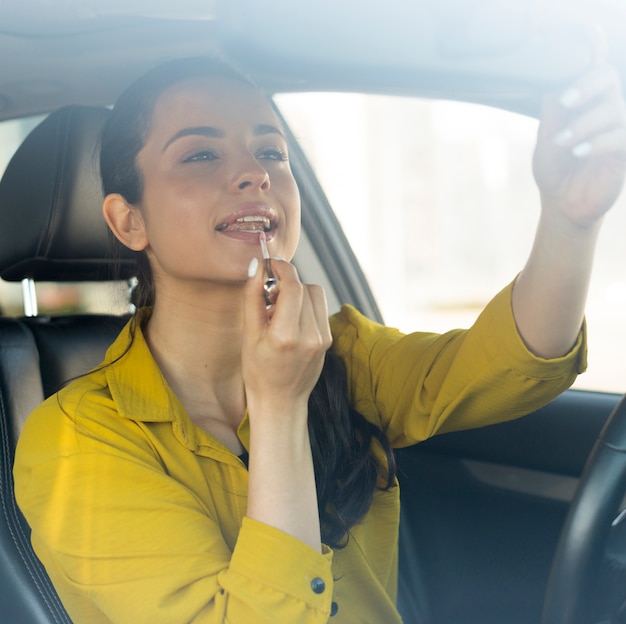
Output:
[243, 257, 330, 401]
[580, 126, 626, 159]
[243, 256, 307, 337]
[242, 256, 272, 337]
[553, 97, 624, 144]
[551, 77, 626, 158]
[557, 64, 620, 112]
[539, 65, 623, 141]
[252, 259, 330, 340]
[306, 284, 333, 350]
[268, 262, 330, 357]
[265, 259, 304, 340]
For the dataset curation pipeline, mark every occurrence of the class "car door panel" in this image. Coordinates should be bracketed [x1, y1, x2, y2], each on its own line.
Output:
[396, 389, 621, 623]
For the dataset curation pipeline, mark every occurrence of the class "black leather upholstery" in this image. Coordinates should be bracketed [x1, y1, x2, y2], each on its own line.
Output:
[0, 319, 69, 624]
[0, 106, 135, 622]
[0, 105, 136, 282]
[26, 314, 129, 399]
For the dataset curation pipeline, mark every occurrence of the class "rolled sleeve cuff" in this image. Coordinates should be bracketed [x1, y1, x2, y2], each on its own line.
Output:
[225, 517, 334, 614]
[488, 281, 588, 379]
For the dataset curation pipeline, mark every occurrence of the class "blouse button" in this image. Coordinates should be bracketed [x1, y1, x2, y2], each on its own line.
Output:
[311, 577, 326, 594]
[330, 601, 339, 616]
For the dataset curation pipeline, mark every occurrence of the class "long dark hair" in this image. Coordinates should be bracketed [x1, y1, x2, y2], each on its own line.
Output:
[100, 57, 396, 548]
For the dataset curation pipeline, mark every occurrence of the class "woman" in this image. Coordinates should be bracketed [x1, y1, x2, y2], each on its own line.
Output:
[14, 57, 626, 622]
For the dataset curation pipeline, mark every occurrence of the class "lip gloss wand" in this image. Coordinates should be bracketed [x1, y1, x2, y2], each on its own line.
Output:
[259, 231, 279, 307]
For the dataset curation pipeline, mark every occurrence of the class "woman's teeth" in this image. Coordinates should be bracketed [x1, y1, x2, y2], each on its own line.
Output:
[217, 216, 271, 232]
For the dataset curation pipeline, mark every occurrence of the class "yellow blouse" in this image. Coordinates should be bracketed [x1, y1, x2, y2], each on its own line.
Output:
[14, 282, 585, 623]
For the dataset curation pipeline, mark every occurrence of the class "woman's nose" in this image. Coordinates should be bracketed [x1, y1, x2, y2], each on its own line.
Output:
[230, 155, 271, 192]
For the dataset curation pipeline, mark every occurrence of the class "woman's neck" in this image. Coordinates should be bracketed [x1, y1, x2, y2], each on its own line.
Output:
[143, 284, 248, 447]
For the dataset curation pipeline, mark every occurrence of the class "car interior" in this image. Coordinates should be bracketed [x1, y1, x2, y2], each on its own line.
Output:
[1, 1, 626, 623]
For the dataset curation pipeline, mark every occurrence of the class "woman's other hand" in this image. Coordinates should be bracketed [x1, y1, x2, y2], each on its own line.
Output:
[533, 62, 626, 227]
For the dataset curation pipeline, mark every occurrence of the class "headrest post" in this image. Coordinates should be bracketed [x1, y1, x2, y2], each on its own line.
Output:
[21, 278, 38, 317]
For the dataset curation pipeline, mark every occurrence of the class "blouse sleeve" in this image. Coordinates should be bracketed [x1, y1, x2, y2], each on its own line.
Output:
[14, 395, 334, 624]
[329, 281, 587, 447]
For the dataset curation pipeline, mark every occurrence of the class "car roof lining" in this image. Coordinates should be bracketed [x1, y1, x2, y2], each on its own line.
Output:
[1, 0, 622, 122]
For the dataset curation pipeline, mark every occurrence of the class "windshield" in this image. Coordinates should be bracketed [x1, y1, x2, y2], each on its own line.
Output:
[276, 92, 626, 393]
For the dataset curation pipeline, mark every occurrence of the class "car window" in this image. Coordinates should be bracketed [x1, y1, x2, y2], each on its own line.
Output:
[275, 92, 626, 393]
[0, 116, 130, 318]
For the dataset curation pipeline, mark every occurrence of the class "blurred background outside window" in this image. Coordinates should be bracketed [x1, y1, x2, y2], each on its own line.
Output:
[276, 93, 626, 393]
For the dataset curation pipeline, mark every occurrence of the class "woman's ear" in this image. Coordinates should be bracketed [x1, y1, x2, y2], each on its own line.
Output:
[102, 194, 148, 251]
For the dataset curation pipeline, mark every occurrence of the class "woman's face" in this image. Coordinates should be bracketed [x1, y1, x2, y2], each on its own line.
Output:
[134, 76, 301, 290]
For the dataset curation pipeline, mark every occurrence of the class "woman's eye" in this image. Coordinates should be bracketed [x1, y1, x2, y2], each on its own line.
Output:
[257, 148, 288, 162]
[183, 150, 219, 163]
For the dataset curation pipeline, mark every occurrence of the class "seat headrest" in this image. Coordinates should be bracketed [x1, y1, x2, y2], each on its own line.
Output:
[0, 106, 137, 282]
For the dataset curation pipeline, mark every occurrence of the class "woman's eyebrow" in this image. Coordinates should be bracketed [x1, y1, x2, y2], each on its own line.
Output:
[162, 126, 224, 151]
[254, 124, 286, 139]
[162, 124, 285, 152]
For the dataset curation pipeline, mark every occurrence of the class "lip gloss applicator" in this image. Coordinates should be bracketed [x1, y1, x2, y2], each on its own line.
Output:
[259, 231, 279, 307]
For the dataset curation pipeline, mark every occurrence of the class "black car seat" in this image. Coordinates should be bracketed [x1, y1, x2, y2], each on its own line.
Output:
[0, 106, 136, 623]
